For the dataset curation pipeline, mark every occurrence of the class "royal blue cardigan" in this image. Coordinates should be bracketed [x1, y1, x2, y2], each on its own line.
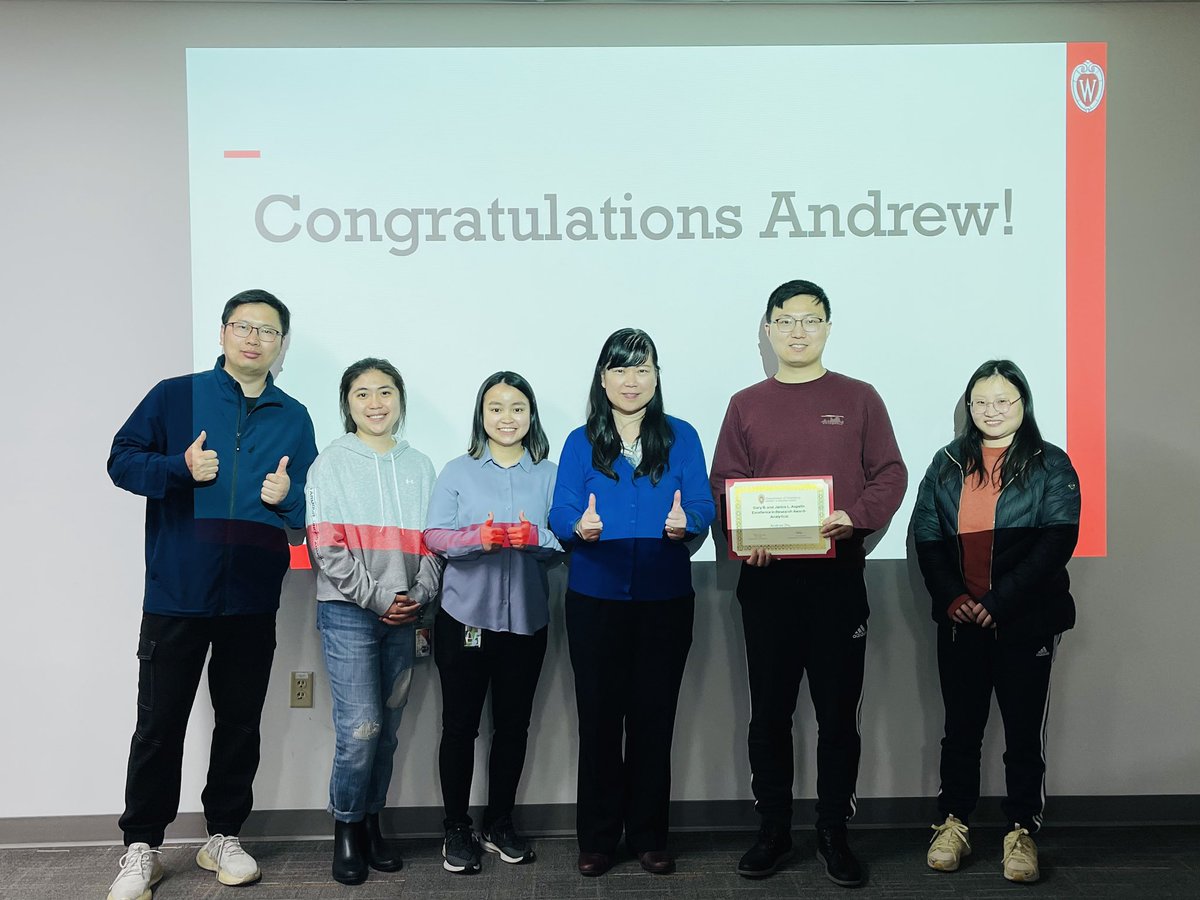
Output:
[549, 415, 715, 601]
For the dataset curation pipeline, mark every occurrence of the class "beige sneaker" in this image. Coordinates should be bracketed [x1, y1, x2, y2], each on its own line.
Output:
[196, 834, 261, 886]
[926, 815, 971, 871]
[1002, 826, 1040, 882]
[107, 843, 163, 900]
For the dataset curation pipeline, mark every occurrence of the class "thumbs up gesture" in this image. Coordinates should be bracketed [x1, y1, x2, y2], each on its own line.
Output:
[185, 431, 219, 482]
[576, 493, 603, 542]
[480, 512, 506, 552]
[508, 511, 534, 549]
[664, 489, 688, 540]
[260, 456, 290, 506]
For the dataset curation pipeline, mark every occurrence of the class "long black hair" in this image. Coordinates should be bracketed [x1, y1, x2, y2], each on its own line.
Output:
[585, 328, 674, 484]
[339, 357, 406, 434]
[467, 371, 550, 463]
[952, 359, 1045, 487]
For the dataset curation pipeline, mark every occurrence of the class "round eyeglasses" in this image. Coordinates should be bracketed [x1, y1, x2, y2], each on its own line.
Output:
[225, 321, 281, 343]
[969, 397, 1021, 415]
[770, 315, 826, 334]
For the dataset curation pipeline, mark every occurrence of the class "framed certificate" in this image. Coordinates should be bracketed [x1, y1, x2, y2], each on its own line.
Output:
[724, 476, 836, 559]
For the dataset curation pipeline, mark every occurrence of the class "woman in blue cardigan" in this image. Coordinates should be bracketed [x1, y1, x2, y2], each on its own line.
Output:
[549, 328, 715, 878]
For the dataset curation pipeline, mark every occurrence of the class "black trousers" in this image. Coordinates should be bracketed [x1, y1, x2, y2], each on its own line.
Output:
[434, 608, 548, 830]
[737, 563, 868, 829]
[119, 612, 277, 846]
[565, 590, 694, 855]
[937, 624, 1057, 832]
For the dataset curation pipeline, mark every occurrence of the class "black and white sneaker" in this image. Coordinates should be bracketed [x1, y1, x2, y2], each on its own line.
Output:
[481, 816, 535, 864]
[442, 823, 482, 874]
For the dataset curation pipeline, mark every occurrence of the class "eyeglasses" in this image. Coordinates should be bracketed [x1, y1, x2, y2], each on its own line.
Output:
[770, 315, 826, 334]
[225, 321, 281, 343]
[969, 397, 1022, 415]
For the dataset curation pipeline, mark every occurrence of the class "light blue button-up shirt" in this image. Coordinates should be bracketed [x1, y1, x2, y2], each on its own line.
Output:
[424, 448, 561, 635]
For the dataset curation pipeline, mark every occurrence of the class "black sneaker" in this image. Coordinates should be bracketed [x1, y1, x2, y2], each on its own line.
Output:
[737, 825, 793, 878]
[816, 824, 863, 887]
[481, 816, 535, 864]
[442, 823, 482, 874]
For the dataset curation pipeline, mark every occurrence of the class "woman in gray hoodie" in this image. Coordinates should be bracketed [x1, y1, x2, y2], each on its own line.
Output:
[304, 357, 444, 885]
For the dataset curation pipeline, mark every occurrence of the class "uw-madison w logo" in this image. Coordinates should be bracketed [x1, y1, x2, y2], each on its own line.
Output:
[1071, 59, 1105, 113]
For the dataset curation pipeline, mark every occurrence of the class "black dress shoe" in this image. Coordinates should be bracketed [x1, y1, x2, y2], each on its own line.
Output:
[577, 851, 614, 876]
[361, 812, 403, 872]
[332, 819, 368, 885]
[816, 824, 864, 887]
[638, 850, 675, 874]
[737, 825, 793, 878]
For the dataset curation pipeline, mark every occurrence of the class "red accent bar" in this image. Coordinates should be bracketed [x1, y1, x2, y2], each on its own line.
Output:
[307, 523, 428, 554]
[223, 150, 261, 159]
[1065, 42, 1107, 556]
[289, 543, 311, 569]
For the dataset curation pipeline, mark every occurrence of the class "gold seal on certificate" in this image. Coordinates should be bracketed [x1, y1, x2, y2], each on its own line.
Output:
[724, 476, 836, 559]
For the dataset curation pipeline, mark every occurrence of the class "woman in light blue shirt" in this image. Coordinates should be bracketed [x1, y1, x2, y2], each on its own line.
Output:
[423, 371, 561, 876]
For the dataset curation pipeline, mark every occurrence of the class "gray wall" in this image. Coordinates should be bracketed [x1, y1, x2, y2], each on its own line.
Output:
[2, 1, 1198, 841]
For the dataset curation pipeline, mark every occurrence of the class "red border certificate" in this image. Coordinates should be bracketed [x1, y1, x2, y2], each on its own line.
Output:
[725, 476, 836, 560]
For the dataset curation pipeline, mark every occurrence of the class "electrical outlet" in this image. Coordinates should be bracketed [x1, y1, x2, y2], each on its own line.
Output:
[290, 671, 313, 708]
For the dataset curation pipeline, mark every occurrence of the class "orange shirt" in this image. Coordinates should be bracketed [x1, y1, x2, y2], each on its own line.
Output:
[958, 446, 1005, 601]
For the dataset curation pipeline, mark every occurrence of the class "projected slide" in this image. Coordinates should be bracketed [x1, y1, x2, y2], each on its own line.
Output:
[187, 44, 1106, 559]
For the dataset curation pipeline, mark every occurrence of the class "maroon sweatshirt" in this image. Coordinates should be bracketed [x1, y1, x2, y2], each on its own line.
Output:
[710, 371, 908, 565]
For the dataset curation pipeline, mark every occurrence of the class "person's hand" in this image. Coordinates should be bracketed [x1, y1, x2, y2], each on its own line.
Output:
[260, 456, 290, 505]
[480, 513, 506, 552]
[576, 493, 603, 542]
[508, 512, 534, 549]
[664, 490, 687, 540]
[975, 605, 996, 629]
[820, 509, 854, 541]
[746, 547, 774, 567]
[950, 600, 977, 624]
[185, 430, 219, 482]
[380, 593, 420, 626]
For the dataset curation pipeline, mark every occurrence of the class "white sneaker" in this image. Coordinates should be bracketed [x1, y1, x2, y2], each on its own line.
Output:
[196, 834, 261, 886]
[107, 843, 163, 900]
[926, 815, 971, 871]
[1002, 826, 1040, 882]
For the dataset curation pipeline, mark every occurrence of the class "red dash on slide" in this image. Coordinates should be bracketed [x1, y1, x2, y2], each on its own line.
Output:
[223, 150, 261, 159]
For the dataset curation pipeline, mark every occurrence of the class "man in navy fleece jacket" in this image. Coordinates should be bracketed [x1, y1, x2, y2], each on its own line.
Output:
[105, 290, 317, 900]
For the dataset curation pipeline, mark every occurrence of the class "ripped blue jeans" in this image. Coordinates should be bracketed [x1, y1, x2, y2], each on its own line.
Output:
[317, 600, 414, 822]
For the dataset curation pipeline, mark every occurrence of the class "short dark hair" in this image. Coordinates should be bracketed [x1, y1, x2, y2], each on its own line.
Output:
[338, 358, 406, 435]
[467, 371, 550, 464]
[764, 279, 830, 324]
[221, 289, 291, 336]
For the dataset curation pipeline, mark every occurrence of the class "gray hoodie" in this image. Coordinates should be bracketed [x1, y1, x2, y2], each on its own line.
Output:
[305, 433, 443, 619]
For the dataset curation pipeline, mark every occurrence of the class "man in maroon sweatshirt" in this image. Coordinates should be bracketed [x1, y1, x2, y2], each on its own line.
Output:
[710, 279, 907, 888]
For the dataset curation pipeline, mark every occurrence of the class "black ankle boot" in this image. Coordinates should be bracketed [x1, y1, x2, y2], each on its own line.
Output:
[333, 819, 368, 885]
[815, 824, 864, 887]
[362, 812, 404, 872]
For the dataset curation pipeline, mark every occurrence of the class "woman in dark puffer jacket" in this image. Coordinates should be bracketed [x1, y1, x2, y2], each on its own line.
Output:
[911, 359, 1080, 885]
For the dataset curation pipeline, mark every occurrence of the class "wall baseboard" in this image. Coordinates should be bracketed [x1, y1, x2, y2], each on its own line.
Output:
[3, 795, 1196, 847]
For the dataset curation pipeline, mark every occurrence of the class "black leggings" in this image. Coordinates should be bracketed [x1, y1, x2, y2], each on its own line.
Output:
[434, 608, 547, 830]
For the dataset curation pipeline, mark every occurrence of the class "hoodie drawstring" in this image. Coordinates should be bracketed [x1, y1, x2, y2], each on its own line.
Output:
[372, 456, 387, 532]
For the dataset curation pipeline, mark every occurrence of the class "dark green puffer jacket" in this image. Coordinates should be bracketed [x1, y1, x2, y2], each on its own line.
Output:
[911, 442, 1080, 640]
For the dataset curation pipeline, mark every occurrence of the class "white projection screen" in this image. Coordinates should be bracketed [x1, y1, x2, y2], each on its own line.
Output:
[186, 43, 1107, 561]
